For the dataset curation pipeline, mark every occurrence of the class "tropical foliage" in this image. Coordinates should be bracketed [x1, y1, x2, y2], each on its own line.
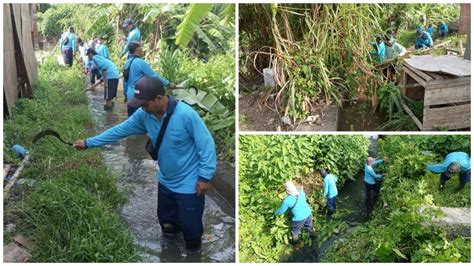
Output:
[36, 3, 235, 162]
[239, 135, 370, 262]
[322, 135, 470, 262]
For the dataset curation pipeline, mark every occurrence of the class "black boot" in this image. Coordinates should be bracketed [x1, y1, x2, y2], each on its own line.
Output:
[162, 223, 180, 239]
[185, 237, 202, 253]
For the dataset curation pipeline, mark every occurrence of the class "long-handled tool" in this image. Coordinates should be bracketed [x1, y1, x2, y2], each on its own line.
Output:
[32, 129, 74, 146]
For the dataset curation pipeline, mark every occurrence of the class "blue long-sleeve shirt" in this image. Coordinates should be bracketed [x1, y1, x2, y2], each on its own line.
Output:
[427, 152, 470, 174]
[275, 190, 312, 222]
[364, 159, 384, 184]
[59, 32, 77, 53]
[85, 98, 217, 194]
[96, 44, 110, 59]
[427, 25, 435, 37]
[91, 55, 119, 80]
[123, 56, 169, 99]
[438, 22, 448, 35]
[323, 174, 338, 199]
[121, 27, 141, 57]
[416, 31, 433, 48]
[370, 41, 385, 63]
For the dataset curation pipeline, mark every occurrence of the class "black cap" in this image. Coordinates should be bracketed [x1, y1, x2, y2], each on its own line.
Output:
[128, 77, 165, 108]
[123, 18, 133, 27]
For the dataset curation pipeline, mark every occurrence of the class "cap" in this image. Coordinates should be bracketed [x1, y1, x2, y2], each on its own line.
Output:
[123, 18, 133, 27]
[127, 77, 165, 108]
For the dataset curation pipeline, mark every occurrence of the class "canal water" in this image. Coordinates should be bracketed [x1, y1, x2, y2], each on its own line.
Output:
[85, 82, 235, 262]
[283, 135, 379, 262]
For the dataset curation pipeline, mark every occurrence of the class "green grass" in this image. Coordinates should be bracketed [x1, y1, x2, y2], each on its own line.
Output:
[422, 172, 470, 208]
[3, 56, 140, 262]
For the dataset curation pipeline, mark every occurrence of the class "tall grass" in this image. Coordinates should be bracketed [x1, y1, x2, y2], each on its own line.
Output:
[243, 4, 385, 121]
[3, 56, 139, 262]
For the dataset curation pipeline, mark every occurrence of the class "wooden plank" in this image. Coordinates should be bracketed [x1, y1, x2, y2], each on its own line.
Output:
[3, 4, 18, 115]
[19, 4, 38, 86]
[425, 76, 471, 89]
[423, 104, 471, 130]
[425, 71, 444, 80]
[401, 102, 423, 130]
[401, 69, 407, 96]
[406, 64, 434, 82]
[424, 85, 470, 106]
[403, 64, 426, 86]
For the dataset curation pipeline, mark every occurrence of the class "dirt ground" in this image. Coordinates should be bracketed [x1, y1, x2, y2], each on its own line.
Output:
[239, 91, 281, 131]
[239, 91, 339, 132]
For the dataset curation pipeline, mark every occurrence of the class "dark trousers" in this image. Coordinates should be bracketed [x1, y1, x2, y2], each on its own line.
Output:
[291, 215, 313, 240]
[90, 68, 101, 85]
[61, 47, 73, 67]
[105, 78, 119, 100]
[327, 197, 337, 215]
[364, 181, 380, 209]
[157, 183, 205, 244]
[440, 170, 471, 188]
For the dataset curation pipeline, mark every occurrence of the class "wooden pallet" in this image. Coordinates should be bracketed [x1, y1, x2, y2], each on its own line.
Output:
[401, 61, 470, 130]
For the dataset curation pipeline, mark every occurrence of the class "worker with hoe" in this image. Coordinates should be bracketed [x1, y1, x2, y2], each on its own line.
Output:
[364, 157, 387, 213]
[427, 152, 470, 191]
[73, 76, 217, 253]
[415, 25, 433, 50]
[320, 170, 338, 217]
[275, 181, 315, 248]
[123, 41, 176, 117]
[121, 18, 141, 58]
[86, 48, 120, 110]
[59, 26, 77, 67]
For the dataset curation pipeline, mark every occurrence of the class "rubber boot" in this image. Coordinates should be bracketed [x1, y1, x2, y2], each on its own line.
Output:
[104, 100, 113, 111]
[185, 237, 202, 253]
[162, 223, 180, 240]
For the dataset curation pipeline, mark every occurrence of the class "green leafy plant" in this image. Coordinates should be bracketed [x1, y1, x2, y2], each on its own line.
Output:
[239, 135, 370, 262]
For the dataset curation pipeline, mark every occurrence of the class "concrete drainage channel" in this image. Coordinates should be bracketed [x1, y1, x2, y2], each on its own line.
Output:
[86, 83, 235, 262]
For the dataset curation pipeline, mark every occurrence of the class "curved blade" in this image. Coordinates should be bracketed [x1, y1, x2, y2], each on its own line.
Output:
[32, 130, 73, 145]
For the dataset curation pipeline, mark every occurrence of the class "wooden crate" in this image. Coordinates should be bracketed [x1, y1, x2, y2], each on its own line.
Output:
[401, 62, 470, 130]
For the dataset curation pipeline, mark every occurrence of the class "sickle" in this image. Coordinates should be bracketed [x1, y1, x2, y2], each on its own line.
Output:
[32, 130, 74, 146]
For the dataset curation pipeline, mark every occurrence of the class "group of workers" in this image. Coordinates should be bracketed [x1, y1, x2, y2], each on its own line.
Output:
[370, 16, 449, 67]
[275, 151, 470, 245]
[59, 19, 175, 112]
[415, 15, 449, 50]
[57, 18, 218, 254]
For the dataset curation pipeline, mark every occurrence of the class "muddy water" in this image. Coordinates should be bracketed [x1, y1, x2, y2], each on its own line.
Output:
[338, 102, 387, 131]
[316, 135, 379, 260]
[85, 85, 235, 262]
[286, 136, 378, 262]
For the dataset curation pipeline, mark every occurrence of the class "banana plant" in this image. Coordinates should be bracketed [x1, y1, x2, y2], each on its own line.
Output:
[171, 81, 233, 131]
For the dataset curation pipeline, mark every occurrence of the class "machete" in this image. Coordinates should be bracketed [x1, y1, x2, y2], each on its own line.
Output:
[32, 129, 74, 146]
